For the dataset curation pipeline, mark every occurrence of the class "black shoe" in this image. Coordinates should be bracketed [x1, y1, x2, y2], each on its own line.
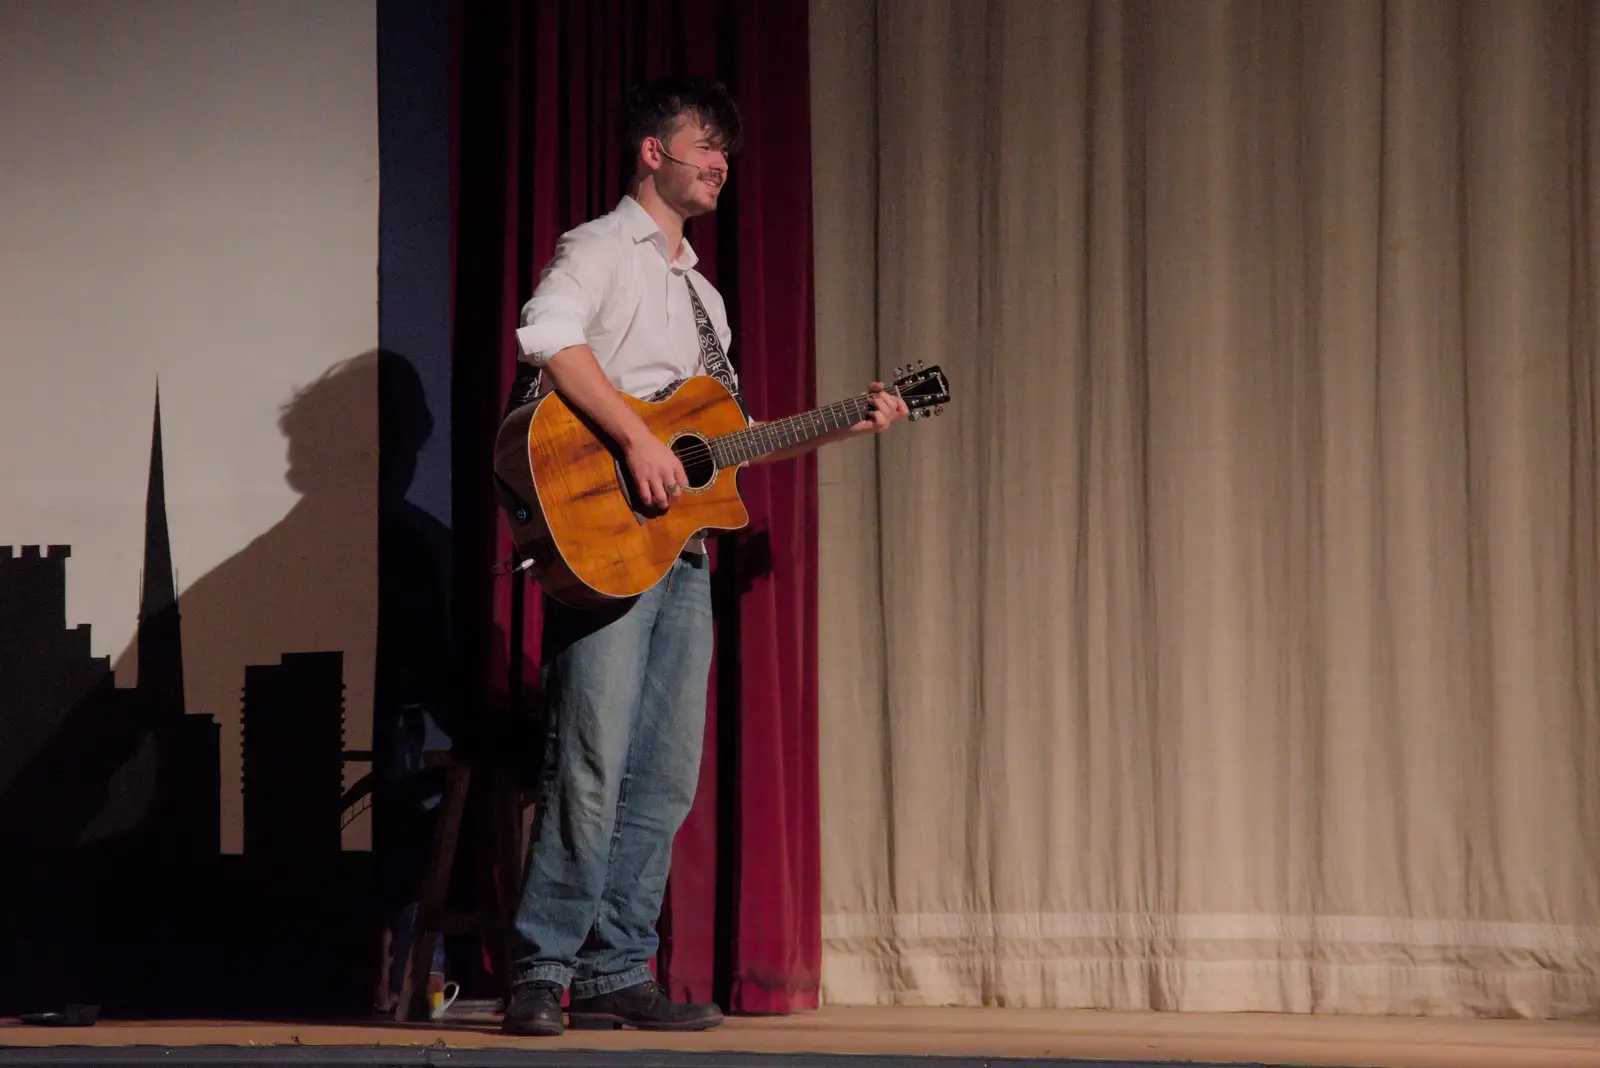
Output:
[566, 979, 723, 1031]
[501, 982, 565, 1037]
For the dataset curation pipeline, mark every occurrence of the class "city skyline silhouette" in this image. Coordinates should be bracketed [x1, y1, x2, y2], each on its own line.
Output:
[0, 381, 381, 1018]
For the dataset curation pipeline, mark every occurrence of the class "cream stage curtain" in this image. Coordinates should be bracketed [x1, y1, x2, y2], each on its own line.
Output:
[810, 0, 1600, 1017]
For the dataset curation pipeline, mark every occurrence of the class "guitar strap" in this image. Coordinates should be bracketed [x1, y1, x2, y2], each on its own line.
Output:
[648, 276, 744, 416]
[503, 360, 542, 420]
[687, 276, 742, 404]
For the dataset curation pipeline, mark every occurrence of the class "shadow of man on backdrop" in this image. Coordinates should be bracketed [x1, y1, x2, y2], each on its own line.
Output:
[0, 350, 444, 1019]
[368, 349, 460, 1012]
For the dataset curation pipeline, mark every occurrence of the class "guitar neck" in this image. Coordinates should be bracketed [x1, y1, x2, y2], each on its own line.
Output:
[708, 392, 883, 468]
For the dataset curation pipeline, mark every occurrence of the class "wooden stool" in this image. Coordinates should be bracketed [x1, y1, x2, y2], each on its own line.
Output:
[394, 750, 533, 1022]
[392, 564, 546, 1022]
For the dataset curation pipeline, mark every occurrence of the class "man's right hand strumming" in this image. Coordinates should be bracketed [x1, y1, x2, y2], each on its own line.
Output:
[623, 434, 687, 510]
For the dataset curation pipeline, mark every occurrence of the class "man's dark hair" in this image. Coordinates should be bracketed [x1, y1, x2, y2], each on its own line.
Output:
[621, 75, 743, 177]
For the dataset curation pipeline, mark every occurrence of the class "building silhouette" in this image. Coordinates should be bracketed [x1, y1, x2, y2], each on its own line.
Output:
[242, 650, 347, 866]
[0, 544, 118, 851]
[0, 385, 378, 1017]
[139, 388, 222, 857]
[0, 544, 103, 733]
[139, 388, 186, 720]
[0, 393, 222, 857]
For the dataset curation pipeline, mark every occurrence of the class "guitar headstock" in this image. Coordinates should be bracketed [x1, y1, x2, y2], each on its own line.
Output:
[892, 362, 951, 422]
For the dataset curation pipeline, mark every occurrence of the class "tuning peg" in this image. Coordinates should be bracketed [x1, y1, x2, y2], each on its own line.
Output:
[935, 406, 943, 416]
[894, 365, 904, 377]
[908, 410, 924, 421]
[915, 360, 924, 370]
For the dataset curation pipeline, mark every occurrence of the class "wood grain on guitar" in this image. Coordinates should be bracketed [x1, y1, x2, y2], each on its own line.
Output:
[495, 364, 951, 609]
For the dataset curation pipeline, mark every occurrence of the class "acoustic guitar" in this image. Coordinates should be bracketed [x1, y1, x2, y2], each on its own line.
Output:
[493, 362, 951, 608]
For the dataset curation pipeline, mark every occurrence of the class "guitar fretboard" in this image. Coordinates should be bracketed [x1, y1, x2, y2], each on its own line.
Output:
[710, 394, 878, 468]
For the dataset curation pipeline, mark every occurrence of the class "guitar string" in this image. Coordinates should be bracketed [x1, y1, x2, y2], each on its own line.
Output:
[670, 396, 880, 467]
[671, 399, 870, 465]
[659, 393, 882, 470]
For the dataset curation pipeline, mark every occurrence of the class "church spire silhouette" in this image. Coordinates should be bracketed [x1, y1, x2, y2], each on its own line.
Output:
[138, 383, 185, 718]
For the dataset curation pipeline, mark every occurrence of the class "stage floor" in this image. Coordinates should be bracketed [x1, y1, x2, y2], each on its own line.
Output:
[1, 1007, 1596, 1068]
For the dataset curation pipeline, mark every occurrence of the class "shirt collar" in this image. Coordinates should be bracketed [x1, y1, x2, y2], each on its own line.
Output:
[617, 195, 698, 271]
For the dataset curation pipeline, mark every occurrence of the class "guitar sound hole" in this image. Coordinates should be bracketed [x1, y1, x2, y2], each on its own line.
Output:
[671, 433, 716, 490]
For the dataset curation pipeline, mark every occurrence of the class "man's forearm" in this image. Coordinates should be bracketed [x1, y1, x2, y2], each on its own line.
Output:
[539, 345, 655, 449]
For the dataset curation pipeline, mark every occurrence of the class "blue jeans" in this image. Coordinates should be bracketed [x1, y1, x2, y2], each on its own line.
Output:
[510, 555, 713, 999]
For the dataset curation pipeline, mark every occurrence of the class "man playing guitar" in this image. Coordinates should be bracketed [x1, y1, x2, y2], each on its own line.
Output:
[499, 75, 908, 1037]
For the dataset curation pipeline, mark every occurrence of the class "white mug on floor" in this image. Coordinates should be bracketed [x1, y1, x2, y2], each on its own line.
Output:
[428, 980, 460, 1021]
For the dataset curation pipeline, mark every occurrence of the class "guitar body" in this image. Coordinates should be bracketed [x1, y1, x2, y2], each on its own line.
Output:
[494, 375, 751, 610]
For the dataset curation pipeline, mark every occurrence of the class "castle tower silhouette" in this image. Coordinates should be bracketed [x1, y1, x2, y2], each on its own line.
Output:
[0, 544, 109, 806]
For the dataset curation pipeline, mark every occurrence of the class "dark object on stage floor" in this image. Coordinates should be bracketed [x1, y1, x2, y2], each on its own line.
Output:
[15, 1004, 99, 1027]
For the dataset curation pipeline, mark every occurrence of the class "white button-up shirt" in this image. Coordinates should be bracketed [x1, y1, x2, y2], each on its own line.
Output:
[514, 196, 737, 403]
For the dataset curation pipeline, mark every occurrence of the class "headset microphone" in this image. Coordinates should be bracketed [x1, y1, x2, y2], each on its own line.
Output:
[655, 140, 724, 181]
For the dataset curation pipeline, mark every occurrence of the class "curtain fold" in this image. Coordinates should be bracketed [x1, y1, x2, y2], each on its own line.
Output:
[450, 0, 819, 1013]
[813, 0, 1600, 1016]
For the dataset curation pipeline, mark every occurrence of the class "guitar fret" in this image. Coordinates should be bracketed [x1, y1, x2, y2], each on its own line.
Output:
[708, 391, 885, 470]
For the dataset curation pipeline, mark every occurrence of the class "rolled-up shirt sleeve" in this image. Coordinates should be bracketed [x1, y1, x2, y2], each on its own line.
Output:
[515, 229, 615, 366]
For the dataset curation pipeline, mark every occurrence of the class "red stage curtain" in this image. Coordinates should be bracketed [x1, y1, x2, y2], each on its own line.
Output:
[448, 0, 820, 1013]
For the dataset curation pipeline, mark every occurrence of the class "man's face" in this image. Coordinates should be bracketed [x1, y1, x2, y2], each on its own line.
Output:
[653, 114, 728, 216]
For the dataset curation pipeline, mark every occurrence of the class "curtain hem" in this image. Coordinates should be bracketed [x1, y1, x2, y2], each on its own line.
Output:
[822, 911, 1600, 1017]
